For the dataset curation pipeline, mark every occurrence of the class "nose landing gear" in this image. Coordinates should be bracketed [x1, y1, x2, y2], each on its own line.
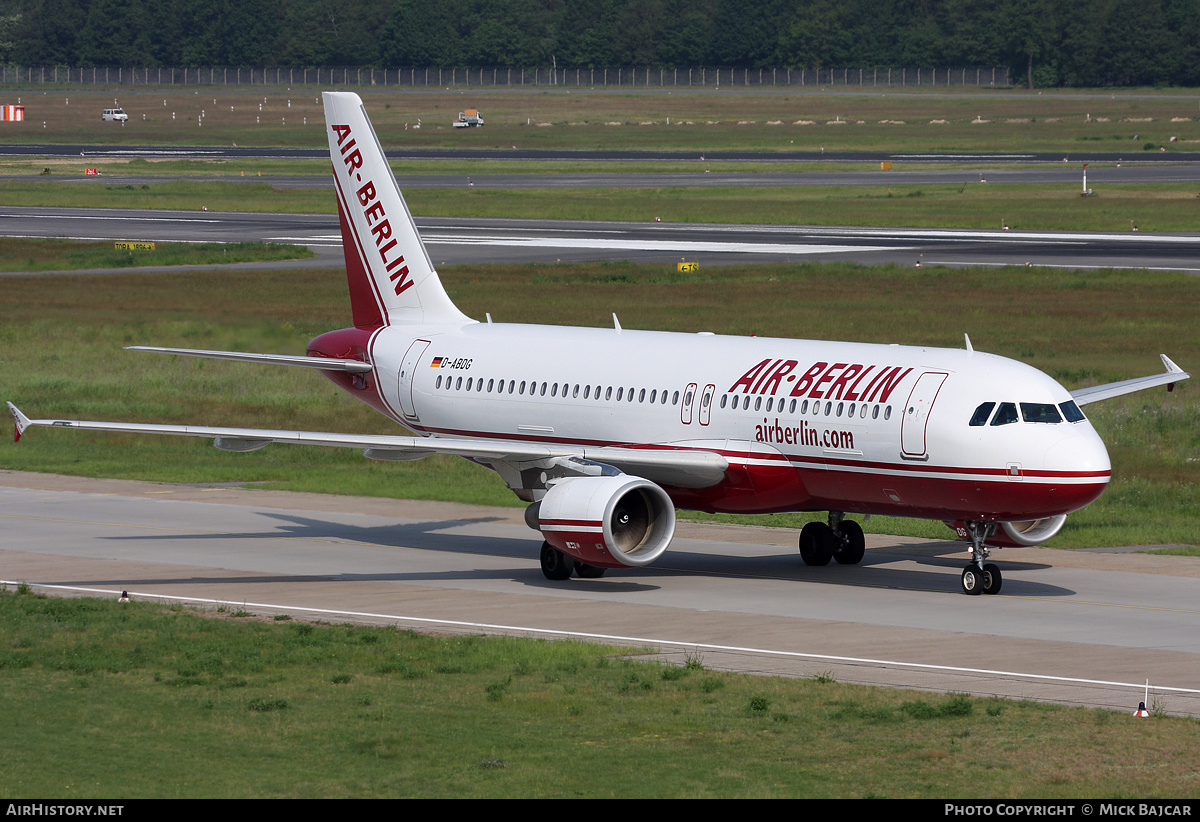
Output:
[961, 522, 1003, 596]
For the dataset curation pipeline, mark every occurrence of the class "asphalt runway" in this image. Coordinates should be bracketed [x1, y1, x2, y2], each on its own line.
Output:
[4, 205, 1200, 271]
[3, 471, 1198, 715]
[5, 143, 1200, 164]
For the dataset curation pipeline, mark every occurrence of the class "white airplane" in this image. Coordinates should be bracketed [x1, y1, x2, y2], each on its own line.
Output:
[7, 92, 1191, 595]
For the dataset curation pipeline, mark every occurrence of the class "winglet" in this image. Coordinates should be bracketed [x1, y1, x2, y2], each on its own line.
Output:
[6, 402, 30, 442]
[1161, 354, 1184, 374]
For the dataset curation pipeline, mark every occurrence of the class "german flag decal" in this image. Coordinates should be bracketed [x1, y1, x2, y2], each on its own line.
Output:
[430, 357, 444, 368]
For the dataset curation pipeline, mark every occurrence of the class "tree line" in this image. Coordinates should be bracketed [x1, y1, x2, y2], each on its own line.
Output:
[6, 0, 1200, 88]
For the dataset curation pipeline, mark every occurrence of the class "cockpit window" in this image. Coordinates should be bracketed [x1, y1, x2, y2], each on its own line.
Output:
[969, 402, 996, 427]
[1060, 400, 1086, 423]
[990, 402, 1018, 426]
[1021, 402, 1062, 423]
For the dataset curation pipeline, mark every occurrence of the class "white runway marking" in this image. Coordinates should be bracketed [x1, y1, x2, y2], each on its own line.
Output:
[11, 578, 1199, 700]
[420, 234, 908, 255]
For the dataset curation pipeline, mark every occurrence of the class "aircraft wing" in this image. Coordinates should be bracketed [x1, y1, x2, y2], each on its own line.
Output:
[6, 402, 728, 489]
[1070, 355, 1190, 406]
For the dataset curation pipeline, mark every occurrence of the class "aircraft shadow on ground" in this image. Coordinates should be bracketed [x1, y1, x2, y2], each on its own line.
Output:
[87, 510, 1078, 597]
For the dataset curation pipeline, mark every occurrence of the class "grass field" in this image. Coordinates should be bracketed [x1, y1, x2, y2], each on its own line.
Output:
[5, 178, 1200, 233]
[0, 237, 312, 271]
[3, 587, 1198, 798]
[2, 260, 1195, 548]
[4, 87, 1200, 153]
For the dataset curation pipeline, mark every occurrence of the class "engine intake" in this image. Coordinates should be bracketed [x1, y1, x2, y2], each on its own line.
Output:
[945, 515, 1069, 548]
[529, 476, 676, 569]
[998, 515, 1067, 547]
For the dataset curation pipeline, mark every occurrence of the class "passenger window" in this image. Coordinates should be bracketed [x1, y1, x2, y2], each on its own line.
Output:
[990, 402, 1018, 426]
[1021, 403, 1062, 423]
[436, 375, 442, 389]
[1060, 400, 1086, 423]
[969, 402, 996, 427]
[649, 389, 656, 403]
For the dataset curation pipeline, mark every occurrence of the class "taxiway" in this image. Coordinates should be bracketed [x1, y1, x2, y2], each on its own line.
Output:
[4, 205, 1200, 270]
[3, 471, 1198, 716]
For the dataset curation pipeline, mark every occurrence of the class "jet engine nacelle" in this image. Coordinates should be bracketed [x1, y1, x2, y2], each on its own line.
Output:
[995, 514, 1068, 547]
[946, 514, 1068, 548]
[528, 475, 676, 569]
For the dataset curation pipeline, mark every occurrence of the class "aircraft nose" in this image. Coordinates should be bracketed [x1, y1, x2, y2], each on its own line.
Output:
[1044, 426, 1111, 510]
[1045, 426, 1111, 475]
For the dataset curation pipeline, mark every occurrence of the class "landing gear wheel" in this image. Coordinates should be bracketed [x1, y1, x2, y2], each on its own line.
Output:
[575, 563, 606, 579]
[540, 541, 575, 581]
[981, 563, 1003, 595]
[833, 520, 866, 565]
[799, 522, 834, 566]
[961, 565, 984, 596]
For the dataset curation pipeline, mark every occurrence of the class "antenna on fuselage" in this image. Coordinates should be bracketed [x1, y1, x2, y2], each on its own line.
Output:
[613, 313, 622, 333]
[964, 333, 974, 354]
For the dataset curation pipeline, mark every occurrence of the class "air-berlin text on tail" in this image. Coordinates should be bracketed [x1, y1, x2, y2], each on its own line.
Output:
[729, 358, 913, 402]
[331, 123, 413, 296]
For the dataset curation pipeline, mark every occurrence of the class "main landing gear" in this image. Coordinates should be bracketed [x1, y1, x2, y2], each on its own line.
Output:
[960, 521, 1002, 596]
[539, 541, 607, 580]
[799, 512, 865, 566]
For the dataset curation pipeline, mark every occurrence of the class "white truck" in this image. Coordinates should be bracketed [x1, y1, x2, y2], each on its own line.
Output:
[452, 109, 484, 128]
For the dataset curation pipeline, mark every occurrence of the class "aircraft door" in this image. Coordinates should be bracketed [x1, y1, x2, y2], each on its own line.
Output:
[698, 384, 715, 425]
[900, 371, 948, 460]
[680, 383, 697, 424]
[397, 339, 431, 420]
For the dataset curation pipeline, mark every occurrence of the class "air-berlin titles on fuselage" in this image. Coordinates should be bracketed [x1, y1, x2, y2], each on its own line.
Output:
[332, 122, 413, 296]
[730, 358, 913, 403]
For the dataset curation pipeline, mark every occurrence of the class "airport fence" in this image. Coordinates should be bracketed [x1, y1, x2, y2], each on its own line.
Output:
[0, 65, 1011, 89]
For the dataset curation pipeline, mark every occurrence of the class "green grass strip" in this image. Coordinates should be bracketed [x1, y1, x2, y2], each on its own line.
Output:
[4, 179, 1199, 231]
[0, 238, 313, 271]
[1, 587, 1196, 798]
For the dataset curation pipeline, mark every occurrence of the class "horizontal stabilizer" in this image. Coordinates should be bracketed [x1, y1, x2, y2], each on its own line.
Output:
[127, 346, 373, 373]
